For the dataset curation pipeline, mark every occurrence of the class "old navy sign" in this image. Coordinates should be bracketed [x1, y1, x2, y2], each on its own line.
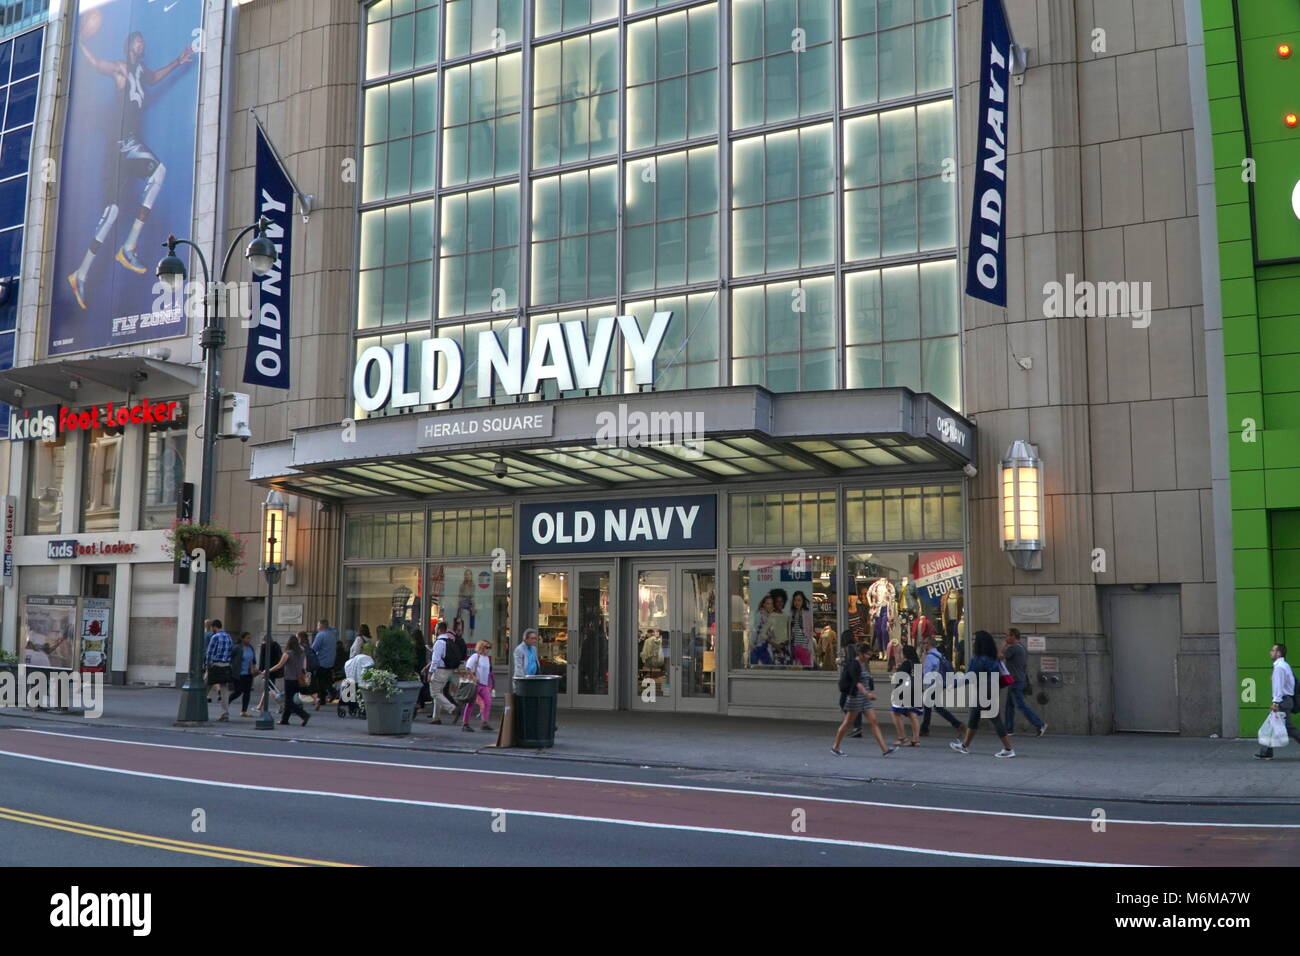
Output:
[243, 127, 292, 390]
[520, 494, 716, 555]
[355, 312, 672, 413]
[964, 0, 1013, 307]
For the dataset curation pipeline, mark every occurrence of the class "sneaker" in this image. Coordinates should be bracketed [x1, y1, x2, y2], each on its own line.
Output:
[1005, 731, 1015, 737]
[300, 714, 310, 727]
[1255, 753, 1273, 760]
[881, 746, 898, 756]
[1036, 724, 1048, 737]
[66, 272, 88, 309]
[462, 724, 474, 732]
[115, 246, 147, 274]
[430, 718, 443, 725]
[218, 714, 229, 722]
[830, 747, 845, 756]
[239, 711, 252, 718]
[996, 748, 1016, 758]
[949, 740, 969, 754]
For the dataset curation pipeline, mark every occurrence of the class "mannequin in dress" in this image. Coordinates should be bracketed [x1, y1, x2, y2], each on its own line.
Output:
[866, 577, 896, 657]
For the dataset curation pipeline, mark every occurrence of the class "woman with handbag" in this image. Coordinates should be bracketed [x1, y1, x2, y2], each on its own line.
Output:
[268, 633, 311, 726]
[949, 630, 1014, 757]
[460, 640, 495, 733]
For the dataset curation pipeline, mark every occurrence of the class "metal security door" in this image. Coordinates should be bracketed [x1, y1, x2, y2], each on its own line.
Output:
[1110, 591, 1180, 732]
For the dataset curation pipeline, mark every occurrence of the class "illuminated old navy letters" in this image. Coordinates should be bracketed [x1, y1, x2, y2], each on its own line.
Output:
[353, 312, 673, 412]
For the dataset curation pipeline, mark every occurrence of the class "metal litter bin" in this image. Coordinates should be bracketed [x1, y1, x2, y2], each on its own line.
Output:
[513, 675, 559, 747]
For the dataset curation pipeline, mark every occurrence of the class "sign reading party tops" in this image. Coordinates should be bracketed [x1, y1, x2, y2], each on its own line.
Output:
[354, 312, 672, 412]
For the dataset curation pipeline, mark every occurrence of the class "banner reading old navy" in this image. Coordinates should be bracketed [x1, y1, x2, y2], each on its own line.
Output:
[49, 0, 202, 354]
[964, 0, 1013, 307]
[243, 126, 292, 389]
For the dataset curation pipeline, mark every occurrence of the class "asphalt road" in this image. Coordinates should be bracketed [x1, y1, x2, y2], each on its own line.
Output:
[1, 720, 1297, 867]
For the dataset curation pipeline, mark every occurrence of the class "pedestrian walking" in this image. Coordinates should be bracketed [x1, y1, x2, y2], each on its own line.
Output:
[1256, 643, 1300, 759]
[426, 622, 461, 724]
[831, 643, 897, 757]
[230, 632, 257, 716]
[255, 633, 282, 712]
[890, 644, 923, 746]
[950, 630, 1014, 757]
[1002, 628, 1046, 737]
[349, 623, 372, 659]
[269, 633, 311, 726]
[513, 628, 541, 677]
[203, 619, 215, 703]
[919, 636, 965, 738]
[837, 628, 864, 738]
[412, 628, 431, 714]
[309, 619, 338, 710]
[460, 640, 495, 732]
[203, 619, 234, 722]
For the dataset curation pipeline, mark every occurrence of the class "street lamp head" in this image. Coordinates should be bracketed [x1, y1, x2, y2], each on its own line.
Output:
[156, 235, 187, 291]
[246, 217, 277, 276]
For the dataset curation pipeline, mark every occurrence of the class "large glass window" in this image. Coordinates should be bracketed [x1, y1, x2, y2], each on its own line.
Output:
[536, 0, 618, 36]
[435, 315, 519, 407]
[344, 565, 423, 638]
[530, 165, 617, 306]
[80, 430, 122, 532]
[729, 488, 838, 547]
[730, 553, 838, 671]
[844, 99, 955, 262]
[354, 327, 432, 419]
[140, 401, 188, 531]
[428, 505, 513, 555]
[363, 73, 437, 202]
[845, 548, 965, 664]
[842, 0, 953, 108]
[25, 430, 65, 534]
[624, 144, 718, 292]
[359, 200, 436, 329]
[844, 259, 959, 408]
[429, 562, 512, 667]
[346, 511, 426, 559]
[533, 29, 619, 168]
[731, 275, 835, 392]
[731, 0, 833, 129]
[439, 183, 520, 317]
[844, 483, 963, 543]
[732, 123, 834, 276]
[365, 0, 440, 81]
[626, 4, 718, 151]
[622, 290, 720, 391]
[442, 53, 522, 187]
[444, 0, 523, 59]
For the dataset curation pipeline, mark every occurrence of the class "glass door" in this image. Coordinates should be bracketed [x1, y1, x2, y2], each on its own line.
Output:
[632, 563, 717, 712]
[534, 566, 614, 709]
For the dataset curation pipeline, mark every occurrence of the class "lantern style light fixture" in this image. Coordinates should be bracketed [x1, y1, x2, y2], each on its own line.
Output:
[261, 490, 287, 572]
[1001, 440, 1044, 571]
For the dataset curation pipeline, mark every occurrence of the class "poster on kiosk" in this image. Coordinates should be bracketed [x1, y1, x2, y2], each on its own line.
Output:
[79, 598, 112, 673]
[21, 596, 78, 669]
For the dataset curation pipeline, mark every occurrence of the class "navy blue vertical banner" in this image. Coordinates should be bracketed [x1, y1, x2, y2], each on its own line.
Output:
[964, 0, 1014, 307]
[244, 126, 291, 389]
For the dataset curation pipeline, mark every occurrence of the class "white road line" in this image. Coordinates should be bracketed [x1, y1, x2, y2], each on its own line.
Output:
[10, 728, 1294, 829]
[0, 746, 1137, 866]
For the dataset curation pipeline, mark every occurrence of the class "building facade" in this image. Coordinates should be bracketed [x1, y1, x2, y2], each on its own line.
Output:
[0, 0, 1260, 736]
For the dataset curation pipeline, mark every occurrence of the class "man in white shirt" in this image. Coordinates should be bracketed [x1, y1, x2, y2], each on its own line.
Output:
[425, 622, 459, 724]
[1256, 643, 1300, 759]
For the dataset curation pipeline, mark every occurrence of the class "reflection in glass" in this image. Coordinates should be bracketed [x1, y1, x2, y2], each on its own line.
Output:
[536, 571, 569, 692]
[577, 570, 610, 695]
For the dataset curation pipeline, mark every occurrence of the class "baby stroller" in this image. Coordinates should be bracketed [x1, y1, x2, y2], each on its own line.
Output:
[338, 653, 372, 718]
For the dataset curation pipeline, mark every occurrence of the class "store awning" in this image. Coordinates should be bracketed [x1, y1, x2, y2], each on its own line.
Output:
[250, 386, 975, 502]
[0, 355, 202, 406]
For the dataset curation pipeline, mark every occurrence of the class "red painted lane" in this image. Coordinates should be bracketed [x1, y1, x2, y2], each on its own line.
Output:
[1, 730, 1291, 865]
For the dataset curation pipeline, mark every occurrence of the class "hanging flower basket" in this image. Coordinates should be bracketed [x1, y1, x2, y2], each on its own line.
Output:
[163, 519, 246, 574]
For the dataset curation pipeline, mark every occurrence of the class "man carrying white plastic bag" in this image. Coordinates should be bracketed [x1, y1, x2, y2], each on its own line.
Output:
[1255, 643, 1300, 759]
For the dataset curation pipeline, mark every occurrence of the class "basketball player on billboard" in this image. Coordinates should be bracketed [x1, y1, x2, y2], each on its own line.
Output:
[65, 8, 194, 310]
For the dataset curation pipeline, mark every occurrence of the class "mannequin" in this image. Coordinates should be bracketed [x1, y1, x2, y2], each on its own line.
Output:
[866, 577, 896, 656]
[941, 588, 963, 644]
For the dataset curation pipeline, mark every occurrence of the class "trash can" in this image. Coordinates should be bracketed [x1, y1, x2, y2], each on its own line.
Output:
[513, 675, 559, 747]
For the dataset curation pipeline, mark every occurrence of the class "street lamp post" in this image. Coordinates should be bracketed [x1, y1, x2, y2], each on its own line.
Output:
[163, 219, 279, 726]
[256, 490, 286, 731]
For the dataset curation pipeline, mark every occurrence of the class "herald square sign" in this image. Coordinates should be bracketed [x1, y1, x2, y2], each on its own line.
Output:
[8, 399, 181, 442]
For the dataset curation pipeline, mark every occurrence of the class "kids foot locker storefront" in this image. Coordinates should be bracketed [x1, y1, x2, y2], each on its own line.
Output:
[252, 386, 976, 720]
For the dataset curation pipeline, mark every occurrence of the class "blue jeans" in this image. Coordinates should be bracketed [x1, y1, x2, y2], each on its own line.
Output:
[1005, 682, 1043, 732]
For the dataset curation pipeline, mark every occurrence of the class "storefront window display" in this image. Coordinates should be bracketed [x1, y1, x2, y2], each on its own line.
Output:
[428, 563, 510, 668]
[729, 553, 837, 671]
[845, 549, 965, 666]
[344, 565, 422, 642]
[25, 431, 65, 534]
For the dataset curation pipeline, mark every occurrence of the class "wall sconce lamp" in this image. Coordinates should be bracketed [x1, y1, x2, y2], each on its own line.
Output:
[1001, 440, 1044, 571]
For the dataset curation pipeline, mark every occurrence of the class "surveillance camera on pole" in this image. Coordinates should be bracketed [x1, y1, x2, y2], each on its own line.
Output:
[218, 391, 252, 442]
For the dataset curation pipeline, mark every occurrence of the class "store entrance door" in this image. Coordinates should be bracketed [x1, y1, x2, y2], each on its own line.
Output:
[533, 565, 614, 709]
[631, 562, 717, 713]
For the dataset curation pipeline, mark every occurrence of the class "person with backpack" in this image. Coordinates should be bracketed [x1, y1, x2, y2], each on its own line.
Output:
[831, 643, 897, 757]
[837, 628, 864, 738]
[950, 630, 1015, 757]
[919, 636, 965, 738]
[425, 621, 461, 724]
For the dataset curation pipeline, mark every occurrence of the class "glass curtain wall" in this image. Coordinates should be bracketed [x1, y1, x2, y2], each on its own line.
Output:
[356, 0, 958, 418]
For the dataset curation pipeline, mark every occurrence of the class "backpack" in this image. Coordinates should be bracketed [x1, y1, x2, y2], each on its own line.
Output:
[838, 658, 860, 694]
[929, 648, 953, 676]
[439, 635, 466, 670]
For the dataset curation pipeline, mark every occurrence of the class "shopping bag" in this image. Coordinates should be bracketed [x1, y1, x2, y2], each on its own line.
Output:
[1257, 712, 1290, 749]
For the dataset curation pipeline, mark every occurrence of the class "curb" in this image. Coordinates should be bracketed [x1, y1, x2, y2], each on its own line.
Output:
[3, 707, 1295, 807]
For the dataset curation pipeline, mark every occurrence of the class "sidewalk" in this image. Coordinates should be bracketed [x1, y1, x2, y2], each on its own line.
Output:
[4, 686, 1297, 804]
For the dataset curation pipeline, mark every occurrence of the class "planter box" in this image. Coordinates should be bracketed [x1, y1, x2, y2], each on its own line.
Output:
[363, 680, 422, 735]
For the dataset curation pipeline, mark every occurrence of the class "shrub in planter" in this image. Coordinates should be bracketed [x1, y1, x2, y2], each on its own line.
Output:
[374, 625, 418, 680]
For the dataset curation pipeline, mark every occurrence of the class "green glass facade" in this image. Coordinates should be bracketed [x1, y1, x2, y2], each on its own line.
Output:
[356, 0, 960, 419]
[1201, 0, 1300, 734]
